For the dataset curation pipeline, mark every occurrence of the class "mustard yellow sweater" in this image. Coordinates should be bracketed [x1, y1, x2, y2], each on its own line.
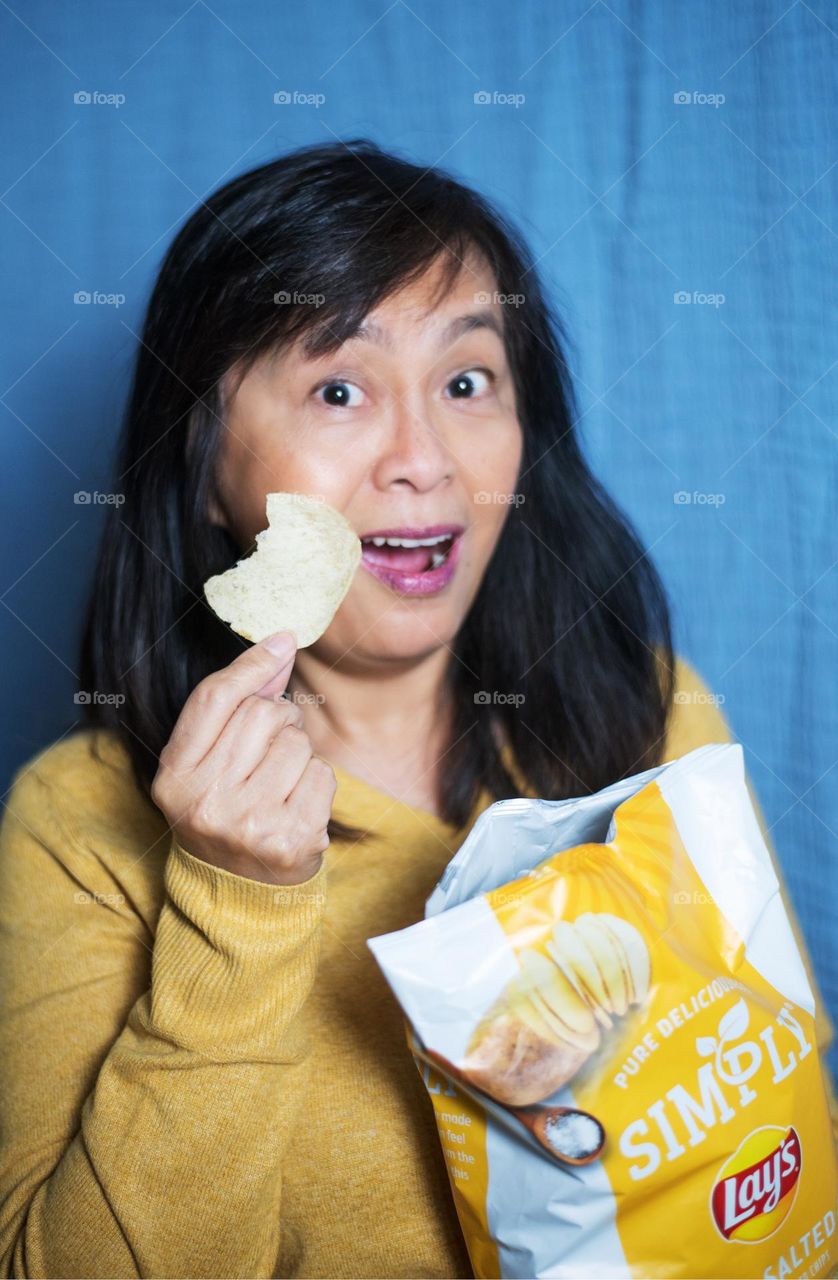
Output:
[0, 657, 835, 1279]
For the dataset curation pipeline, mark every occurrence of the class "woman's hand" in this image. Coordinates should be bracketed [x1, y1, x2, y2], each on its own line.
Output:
[151, 632, 336, 885]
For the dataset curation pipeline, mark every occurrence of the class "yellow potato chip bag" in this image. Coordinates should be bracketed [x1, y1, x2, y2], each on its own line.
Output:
[369, 744, 838, 1279]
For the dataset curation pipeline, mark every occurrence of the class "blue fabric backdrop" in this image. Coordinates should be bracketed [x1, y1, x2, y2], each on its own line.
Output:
[1, 1, 836, 1069]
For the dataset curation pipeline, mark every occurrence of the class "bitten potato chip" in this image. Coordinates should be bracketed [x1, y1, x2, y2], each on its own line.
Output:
[203, 491, 361, 648]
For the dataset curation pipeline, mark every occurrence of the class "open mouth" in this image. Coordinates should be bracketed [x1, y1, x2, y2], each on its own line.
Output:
[359, 525, 465, 595]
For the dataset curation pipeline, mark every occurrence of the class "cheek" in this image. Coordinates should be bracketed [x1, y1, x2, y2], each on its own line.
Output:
[467, 428, 523, 552]
[219, 434, 363, 545]
[469, 423, 524, 498]
[263, 418, 378, 508]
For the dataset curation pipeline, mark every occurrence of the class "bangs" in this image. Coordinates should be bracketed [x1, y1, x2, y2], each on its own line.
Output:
[221, 177, 502, 399]
[301, 233, 479, 360]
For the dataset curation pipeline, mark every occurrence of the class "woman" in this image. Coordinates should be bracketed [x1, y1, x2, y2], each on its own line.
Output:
[1, 139, 833, 1279]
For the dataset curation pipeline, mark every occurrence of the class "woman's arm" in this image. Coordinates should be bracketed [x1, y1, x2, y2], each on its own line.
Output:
[0, 760, 327, 1279]
[667, 657, 838, 1139]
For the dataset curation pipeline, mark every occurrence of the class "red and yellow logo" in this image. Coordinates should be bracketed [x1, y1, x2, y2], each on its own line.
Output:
[711, 1126, 802, 1242]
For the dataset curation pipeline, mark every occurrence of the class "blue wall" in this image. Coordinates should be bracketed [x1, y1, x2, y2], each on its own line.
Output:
[1, 1, 836, 1066]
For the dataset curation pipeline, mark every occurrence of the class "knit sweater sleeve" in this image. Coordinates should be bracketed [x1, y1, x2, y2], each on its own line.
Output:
[0, 759, 327, 1279]
[667, 656, 838, 1143]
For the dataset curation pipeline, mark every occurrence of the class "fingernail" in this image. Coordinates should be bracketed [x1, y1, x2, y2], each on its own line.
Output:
[264, 631, 296, 662]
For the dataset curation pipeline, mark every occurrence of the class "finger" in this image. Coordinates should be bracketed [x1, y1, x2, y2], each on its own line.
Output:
[255, 666, 300, 699]
[162, 631, 298, 772]
[246, 723, 313, 799]
[284, 755, 337, 832]
[198, 693, 305, 786]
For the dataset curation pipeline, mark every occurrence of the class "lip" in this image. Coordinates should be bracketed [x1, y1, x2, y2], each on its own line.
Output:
[359, 523, 465, 540]
[359, 524, 465, 597]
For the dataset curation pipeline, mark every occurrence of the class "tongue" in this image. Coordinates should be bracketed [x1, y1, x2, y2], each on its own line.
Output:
[362, 543, 439, 572]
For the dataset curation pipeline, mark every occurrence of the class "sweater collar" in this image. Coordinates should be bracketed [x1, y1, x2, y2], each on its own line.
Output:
[329, 759, 497, 843]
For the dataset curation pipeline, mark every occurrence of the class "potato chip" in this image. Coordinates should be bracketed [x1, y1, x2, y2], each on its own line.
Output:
[203, 491, 361, 648]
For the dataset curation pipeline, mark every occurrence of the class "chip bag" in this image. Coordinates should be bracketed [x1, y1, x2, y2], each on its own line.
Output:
[368, 743, 838, 1278]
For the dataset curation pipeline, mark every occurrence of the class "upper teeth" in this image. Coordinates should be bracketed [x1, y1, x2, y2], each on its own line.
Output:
[364, 533, 452, 547]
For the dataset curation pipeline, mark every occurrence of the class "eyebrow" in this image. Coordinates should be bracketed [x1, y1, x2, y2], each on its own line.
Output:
[352, 309, 505, 352]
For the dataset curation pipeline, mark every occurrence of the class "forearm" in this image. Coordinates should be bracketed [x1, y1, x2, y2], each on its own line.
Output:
[1, 838, 327, 1279]
[6, 1029, 310, 1278]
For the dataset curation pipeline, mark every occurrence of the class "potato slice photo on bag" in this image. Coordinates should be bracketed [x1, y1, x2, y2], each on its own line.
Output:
[573, 913, 630, 1016]
[460, 913, 652, 1109]
[203, 491, 361, 647]
[516, 948, 600, 1053]
[548, 920, 614, 1030]
[595, 912, 652, 1006]
[503, 968, 559, 1043]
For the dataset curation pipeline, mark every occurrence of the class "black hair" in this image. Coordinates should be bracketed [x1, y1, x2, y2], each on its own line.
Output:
[79, 137, 675, 844]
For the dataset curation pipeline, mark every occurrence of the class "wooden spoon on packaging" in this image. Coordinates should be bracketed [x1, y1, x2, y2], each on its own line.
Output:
[421, 1047, 605, 1166]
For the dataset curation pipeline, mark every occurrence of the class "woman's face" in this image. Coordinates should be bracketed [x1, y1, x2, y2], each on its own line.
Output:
[211, 252, 523, 668]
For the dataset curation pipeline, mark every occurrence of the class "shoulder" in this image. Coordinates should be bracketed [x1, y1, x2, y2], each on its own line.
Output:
[9, 724, 131, 791]
[6, 727, 148, 835]
[2, 728, 169, 911]
[663, 654, 733, 762]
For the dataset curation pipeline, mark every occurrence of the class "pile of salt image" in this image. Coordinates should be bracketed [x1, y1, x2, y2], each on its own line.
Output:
[543, 1111, 603, 1161]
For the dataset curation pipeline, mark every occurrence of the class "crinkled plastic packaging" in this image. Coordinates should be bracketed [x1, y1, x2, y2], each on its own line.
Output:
[369, 744, 838, 1278]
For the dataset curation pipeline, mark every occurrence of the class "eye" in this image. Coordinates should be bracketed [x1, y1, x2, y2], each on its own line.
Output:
[313, 380, 365, 408]
[445, 368, 495, 400]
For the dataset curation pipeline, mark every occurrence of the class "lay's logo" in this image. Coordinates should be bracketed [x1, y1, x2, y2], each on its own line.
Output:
[710, 1125, 802, 1242]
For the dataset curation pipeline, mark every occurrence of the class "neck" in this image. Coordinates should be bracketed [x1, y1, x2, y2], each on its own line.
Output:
[287, 645, 454, 807]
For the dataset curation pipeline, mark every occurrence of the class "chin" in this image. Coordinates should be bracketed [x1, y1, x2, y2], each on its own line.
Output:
[331, 601, 466, 665]
[377, 608, 463, 655]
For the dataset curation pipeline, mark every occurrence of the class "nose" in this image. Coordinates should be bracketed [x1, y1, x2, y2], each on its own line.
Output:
[371, 396, 455, 492]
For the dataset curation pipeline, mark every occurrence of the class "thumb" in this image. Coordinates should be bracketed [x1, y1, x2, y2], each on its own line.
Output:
[254, 631, 298, 697]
